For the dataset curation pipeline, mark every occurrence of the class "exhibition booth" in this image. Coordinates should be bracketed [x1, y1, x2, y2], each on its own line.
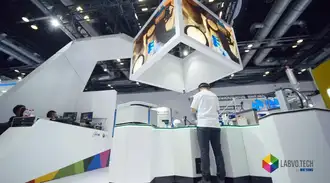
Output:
[0, 0, 329, 183]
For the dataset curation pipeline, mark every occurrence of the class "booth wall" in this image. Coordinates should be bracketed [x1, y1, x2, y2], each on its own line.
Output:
[0, 80, 17, 96]
[117, 81, 316, 119]
[312, 59, 330, 109]
[0, 48, 85, 123]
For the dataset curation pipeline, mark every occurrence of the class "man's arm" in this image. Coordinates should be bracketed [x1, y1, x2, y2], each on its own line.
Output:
[190, 95, 200, 121]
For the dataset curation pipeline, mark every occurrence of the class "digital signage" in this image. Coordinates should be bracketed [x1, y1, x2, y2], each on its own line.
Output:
[132, 0, 176, 74]
[182, 0, 240, 63]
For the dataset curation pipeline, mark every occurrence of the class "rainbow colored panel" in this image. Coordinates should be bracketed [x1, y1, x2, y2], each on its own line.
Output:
[26, 149, 110, 183]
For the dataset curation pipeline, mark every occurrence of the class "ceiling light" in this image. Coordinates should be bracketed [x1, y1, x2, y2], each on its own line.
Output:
[136, 82, 140, 85]
[219, 11, 223, 18]
[50, 18, 60, 27]
[104, 68, 108, 72]
[298, 72, 302, 75]
[22, 17, 30, 22]
[138, 0, 144, 1]
[14, 69, 19, 73]
[263, 74, 267, 77]
[135, 13, 138, 20]
[209, 0, 215, 2]
[301, 68, 306, 72]
[76, 6, 83, 12]
[183, 50, 189, 56]
[84, 15, 90, 20]
[265, 71, 270, 75]
[31, 25, 38, 30]
[142, 8, 148, 12]
[18, 76, 22, 80]
[120, 62, 124, 65]
[22, 73, 26, 76]
[308, 103, 314, 108]
[292, 45, 298, 48]
[116, 59, 121, 62]
[108, 84, 111, 87]
[247, 44, 253, 48]
[221, 2, 225, 7]
[2, 90, 6, 93]
[297, 39, 304, 44]
[230, 74, 234, 77]
[245, 50, 250, 53]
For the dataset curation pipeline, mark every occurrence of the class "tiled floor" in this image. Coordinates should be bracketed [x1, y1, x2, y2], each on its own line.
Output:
[48, 168, 109, 183]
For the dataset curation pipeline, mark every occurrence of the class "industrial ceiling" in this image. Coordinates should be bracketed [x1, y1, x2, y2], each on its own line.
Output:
[0, 0, 330, 93]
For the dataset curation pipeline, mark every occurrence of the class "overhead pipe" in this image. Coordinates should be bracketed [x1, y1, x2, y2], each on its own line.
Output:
[0, 44, 35, 65]
[1, 34, 43, 64]
[30, 0, 77, 40]
[253, 0, 312, 66]
[242, 0, 292, 67]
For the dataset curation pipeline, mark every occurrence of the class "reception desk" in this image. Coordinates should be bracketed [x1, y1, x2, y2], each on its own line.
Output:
[0, 119, 110, 183]
[109, 108, 330, 183]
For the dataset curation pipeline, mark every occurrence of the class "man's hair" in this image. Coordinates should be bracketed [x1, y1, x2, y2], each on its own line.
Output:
[47, 110, 56, 118]
[198, 83, 210, 89]
[13, 105, 25, 114]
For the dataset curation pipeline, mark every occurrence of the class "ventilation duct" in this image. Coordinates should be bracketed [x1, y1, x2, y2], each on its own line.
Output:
[242, 0, 292, 66]
[253, 0, 312, 66]
[0, 44, 35, 65]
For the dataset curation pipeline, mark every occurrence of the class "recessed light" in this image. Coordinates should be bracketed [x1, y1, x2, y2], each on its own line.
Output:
[76, 6, 83, 12]
[297, 39, 304, 44]
[31, 25, 38, 30]
[245, 50, 250, 53]
[183, 50, 189, 56]
[50, 18, 60, 27]
[22, 17, 30, 22]
[142, 8, 148, 12]
[14, 69, 19, 73]
[292, 45, 298, 48]
[247, 44, 253, 48]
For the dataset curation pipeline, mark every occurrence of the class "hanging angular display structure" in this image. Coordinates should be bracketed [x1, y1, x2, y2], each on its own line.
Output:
[130, 0, 243, 93]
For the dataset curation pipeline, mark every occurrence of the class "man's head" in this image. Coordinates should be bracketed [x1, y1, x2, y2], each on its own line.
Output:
[47, 110, 57, 120]
[198, 83, 210, 91]
[13, 105, 26, 117]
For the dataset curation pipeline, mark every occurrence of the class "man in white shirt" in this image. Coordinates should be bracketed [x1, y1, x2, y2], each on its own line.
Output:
[191, 83, 226, 183]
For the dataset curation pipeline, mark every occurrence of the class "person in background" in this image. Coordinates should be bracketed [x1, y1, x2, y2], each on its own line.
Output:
[191, 83, 226, 183]
[47, 110, 58, 121]
[8, 105, 26, 123]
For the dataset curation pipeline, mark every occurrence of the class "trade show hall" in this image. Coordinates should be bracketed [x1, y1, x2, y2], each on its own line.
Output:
[0, 0, 330, 183]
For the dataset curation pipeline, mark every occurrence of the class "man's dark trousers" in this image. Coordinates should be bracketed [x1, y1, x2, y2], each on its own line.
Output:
[197, 127, 226, 181]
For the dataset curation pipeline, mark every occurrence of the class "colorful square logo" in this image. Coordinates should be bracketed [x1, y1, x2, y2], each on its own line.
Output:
[262, 154, 279, 173]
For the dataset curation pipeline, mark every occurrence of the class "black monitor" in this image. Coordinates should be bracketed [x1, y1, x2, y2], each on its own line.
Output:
[80, 112, 93, 123]
[11, 117, 36, 127]
[63, 112, 77, 122]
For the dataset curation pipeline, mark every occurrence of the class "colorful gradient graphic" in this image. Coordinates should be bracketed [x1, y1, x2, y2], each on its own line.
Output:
[26, 149, 110, 183]
[262, 154, 279, 173]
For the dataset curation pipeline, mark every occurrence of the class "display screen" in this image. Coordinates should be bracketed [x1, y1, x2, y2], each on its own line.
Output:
[182, 0, 240, 63]
[132, 0, 176, 74]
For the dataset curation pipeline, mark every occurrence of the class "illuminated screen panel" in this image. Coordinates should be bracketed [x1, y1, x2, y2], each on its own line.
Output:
[182, 0, 240, 64]
[132, 0, 176, 74]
